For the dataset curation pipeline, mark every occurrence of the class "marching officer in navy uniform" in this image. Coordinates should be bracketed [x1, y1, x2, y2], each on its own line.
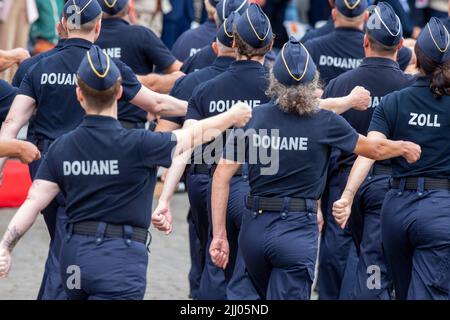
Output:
[301, 0, 336, 43]
[207, 37, 421, 300]
[0, 46, 253, 299]
[154, 4, 272, 300]
[172, 0, 220, 62]
[156, 12, 240, 299]
[0, 0, 187, 300]
[336, 17, 449, 300]
[180, 0, 250, 74]
[326, 2, 417, 300]
[304, 0, 369, 86]
[96, 0, 183, 98]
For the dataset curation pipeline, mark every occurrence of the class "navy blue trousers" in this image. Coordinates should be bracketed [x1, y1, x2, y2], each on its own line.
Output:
[60, 223, 148, 300]
[200, 176, 259, 300]
[239, 199, 319, 300]
[351, 174, 392, 300]
[187, 210, 202, 299]
[318, 169, 358, 300]
[381, 182, 450, 300]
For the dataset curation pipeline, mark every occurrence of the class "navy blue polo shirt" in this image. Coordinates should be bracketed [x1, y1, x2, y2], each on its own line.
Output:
[187, 59, 270, 161]
[12, 39, 66, 88]
[172, 20, 217, 62]
[181, 45, 217, 74]
[224, 102, 359, 199]
[35, 115, 177, 228]
[96, 18, 176, 74]
[369, 77, 450, 179]
[17, 38, 141, 141]
[305, 27, 365, 85]
[162, 56, 235, 126]
[0, 80, 17, 123]
[323, 57, 416, 168]
[96, 18, 177, 124]
[301, 17, 334, 43]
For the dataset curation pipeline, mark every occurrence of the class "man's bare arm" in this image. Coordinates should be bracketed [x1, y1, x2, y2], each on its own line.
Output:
[130, 86, 187, 117]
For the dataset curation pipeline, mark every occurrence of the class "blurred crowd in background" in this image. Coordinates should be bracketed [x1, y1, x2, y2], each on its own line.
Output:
[0, 0, 449, 82]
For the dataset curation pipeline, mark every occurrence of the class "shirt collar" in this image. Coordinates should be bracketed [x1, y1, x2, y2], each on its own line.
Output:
[80, 115, 122, 129]
[334, 27, 365, 35]
[360, 57, 400, 69]
[229, 60, 264, 71]
[213, 56, 235, 69]
[101, 18, 129, 27]
[55, 38, 67, 49]
[62, 38, 93, 50]
[412, 76, 431, 87]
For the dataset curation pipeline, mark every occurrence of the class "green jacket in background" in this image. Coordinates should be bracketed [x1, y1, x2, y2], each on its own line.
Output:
[29, 0, 65, 45]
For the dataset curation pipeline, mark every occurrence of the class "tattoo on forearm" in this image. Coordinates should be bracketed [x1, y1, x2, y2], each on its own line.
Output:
[1, 226, 23, 252]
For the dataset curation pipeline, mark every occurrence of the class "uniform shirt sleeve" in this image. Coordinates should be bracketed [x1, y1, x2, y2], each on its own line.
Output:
[0, 80, 17, 122]
[34, 144, 61, 186]
[368, 94, 396, 138]
[140, 131, 178, 168]
[113, 58, 142, 101]
[17, 62, 40, 100]
[185, 84, 206, 120]
[322, 112, 359, 154]
[11, 63, 27, 87]
[321, 78, 336, 99]
[141, 28, 176, 72]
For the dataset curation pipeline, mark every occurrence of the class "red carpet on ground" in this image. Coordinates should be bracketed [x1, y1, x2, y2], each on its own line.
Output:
[0, 160, 31, 208]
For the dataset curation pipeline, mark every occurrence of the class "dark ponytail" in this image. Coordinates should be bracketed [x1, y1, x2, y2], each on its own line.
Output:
[415, 45, 450, 99]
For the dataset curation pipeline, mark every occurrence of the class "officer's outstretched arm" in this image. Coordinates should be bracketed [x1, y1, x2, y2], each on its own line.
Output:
[0, 48, 30, 72]
[319, 86, 371, 114]
[0, 95, 37, 177]
[137, 71, 185, 94]
[0, 179, 59, 278]
[130, 86, 188, 117]
[210, 159, 241, 270]
[353, 133, 421, 164]
[0, 140, 40, 164]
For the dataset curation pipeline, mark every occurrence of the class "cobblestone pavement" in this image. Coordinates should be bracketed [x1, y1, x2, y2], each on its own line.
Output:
[0, 193, 191, 300]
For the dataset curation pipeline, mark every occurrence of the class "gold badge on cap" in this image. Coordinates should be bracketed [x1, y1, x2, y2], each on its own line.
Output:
[246, 8, 271, 41]
[344, 0, 361, 10]
[87, 51, 111, 79]
[103, 0, 118, 8]
[427, 23, 450, 53]
[281, 42, 311, 82]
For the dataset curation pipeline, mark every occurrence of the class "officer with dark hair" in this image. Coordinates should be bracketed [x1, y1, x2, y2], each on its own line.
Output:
[0, 0, 187, 300]
[326, 2, 417, 300]
[172, 0, 220, 62]
[336, 17, 450, 300]
[180, 0, 249, 75]
[304, 0, 369, 86]
[208, 37, 421, 300]
[0, 45, 253, 299]
[96, 0, 183, 98]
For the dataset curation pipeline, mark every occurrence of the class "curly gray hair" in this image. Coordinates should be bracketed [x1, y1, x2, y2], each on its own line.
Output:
[266, 72, 321, 116]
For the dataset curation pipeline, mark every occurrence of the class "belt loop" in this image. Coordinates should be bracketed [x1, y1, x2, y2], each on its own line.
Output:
[417, 177, 425, 195]
[66, 223, 74, 241]
[95, 222, 107, 245]
[242, 163, 249, 181]
[305, 199, 317, 214]
[253, 196, 260, 218]
[123, 225, 133, 246]
[281, 197, 291, 219]
[398, 178, 406, 194]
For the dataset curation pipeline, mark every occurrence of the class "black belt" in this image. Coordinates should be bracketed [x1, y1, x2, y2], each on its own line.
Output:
[119, 120, 147, 130]
[391, 177, 450, 190]
[246, 196, 316, 213]
[372, 164, 392, 176]
[72, 221, 148, 244]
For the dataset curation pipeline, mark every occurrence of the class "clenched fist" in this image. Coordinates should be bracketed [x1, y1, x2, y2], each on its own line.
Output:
[349, 86, 371, 111]
[230, 102, 252, 128]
